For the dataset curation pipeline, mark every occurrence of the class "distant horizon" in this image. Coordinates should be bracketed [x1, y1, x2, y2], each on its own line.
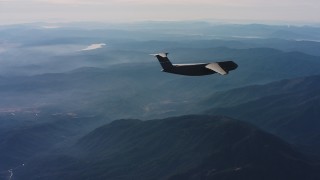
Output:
[1, 19, 320, 27]
[1, 0, 319, 26]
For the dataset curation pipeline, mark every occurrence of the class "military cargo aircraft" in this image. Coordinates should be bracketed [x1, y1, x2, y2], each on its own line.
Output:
[152, 53, 237, 76]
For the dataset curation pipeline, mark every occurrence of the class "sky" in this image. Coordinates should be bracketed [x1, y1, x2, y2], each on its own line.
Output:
[0, 0, 319, 25]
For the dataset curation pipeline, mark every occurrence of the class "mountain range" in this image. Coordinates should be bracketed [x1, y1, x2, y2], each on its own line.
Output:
[14, 115, 320, 180]
[204, 75, 320, 157]
[0, 47, 320, 120]
[1, 22, 320, 180]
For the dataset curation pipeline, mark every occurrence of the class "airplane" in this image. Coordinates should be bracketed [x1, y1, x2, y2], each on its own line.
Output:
[151, 53, 238, 76]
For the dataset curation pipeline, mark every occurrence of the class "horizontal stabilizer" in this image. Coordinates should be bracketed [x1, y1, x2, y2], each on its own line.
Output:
[150, 53, 168, 58]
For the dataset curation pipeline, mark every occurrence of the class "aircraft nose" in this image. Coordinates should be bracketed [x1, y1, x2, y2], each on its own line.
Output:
[232, 62, 238, 69]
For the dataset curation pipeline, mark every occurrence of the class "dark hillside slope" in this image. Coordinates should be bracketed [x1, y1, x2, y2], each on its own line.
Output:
[16, 115, 320, 180]
[201, 75, 320, 108]
[0, 115, 108, 170]
[205, 75, 320, 156]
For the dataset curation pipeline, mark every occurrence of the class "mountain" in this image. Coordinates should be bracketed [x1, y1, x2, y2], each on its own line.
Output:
[15, 115, 320, 180]
[2, 22, 320, 77]
[2, 22, 320, 122]
[204, 75, 320, 157]
[0, 114, 109, 170]
[1, 47, 320, 121]
[2, 22, 320, 180]
[112, 38, 320, 57]
[201, 75, 320, 108]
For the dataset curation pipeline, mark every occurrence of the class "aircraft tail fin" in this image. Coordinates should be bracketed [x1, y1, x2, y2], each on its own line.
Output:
[151, 53, 173, 71]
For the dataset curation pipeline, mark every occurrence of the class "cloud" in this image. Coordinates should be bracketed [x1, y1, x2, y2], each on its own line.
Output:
[81, 43, 106, 51]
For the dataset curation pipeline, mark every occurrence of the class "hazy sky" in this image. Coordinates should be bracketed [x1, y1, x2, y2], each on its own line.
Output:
[0, 0, 319, 24]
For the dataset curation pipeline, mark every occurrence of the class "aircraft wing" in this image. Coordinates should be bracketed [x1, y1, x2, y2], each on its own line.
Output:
[205, 63, 227, 75]
[205, 61, 238, 75]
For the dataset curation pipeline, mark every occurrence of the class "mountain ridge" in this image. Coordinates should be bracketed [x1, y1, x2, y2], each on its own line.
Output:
[204, 75, 320, 157]
[15, 115, 320, 180]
